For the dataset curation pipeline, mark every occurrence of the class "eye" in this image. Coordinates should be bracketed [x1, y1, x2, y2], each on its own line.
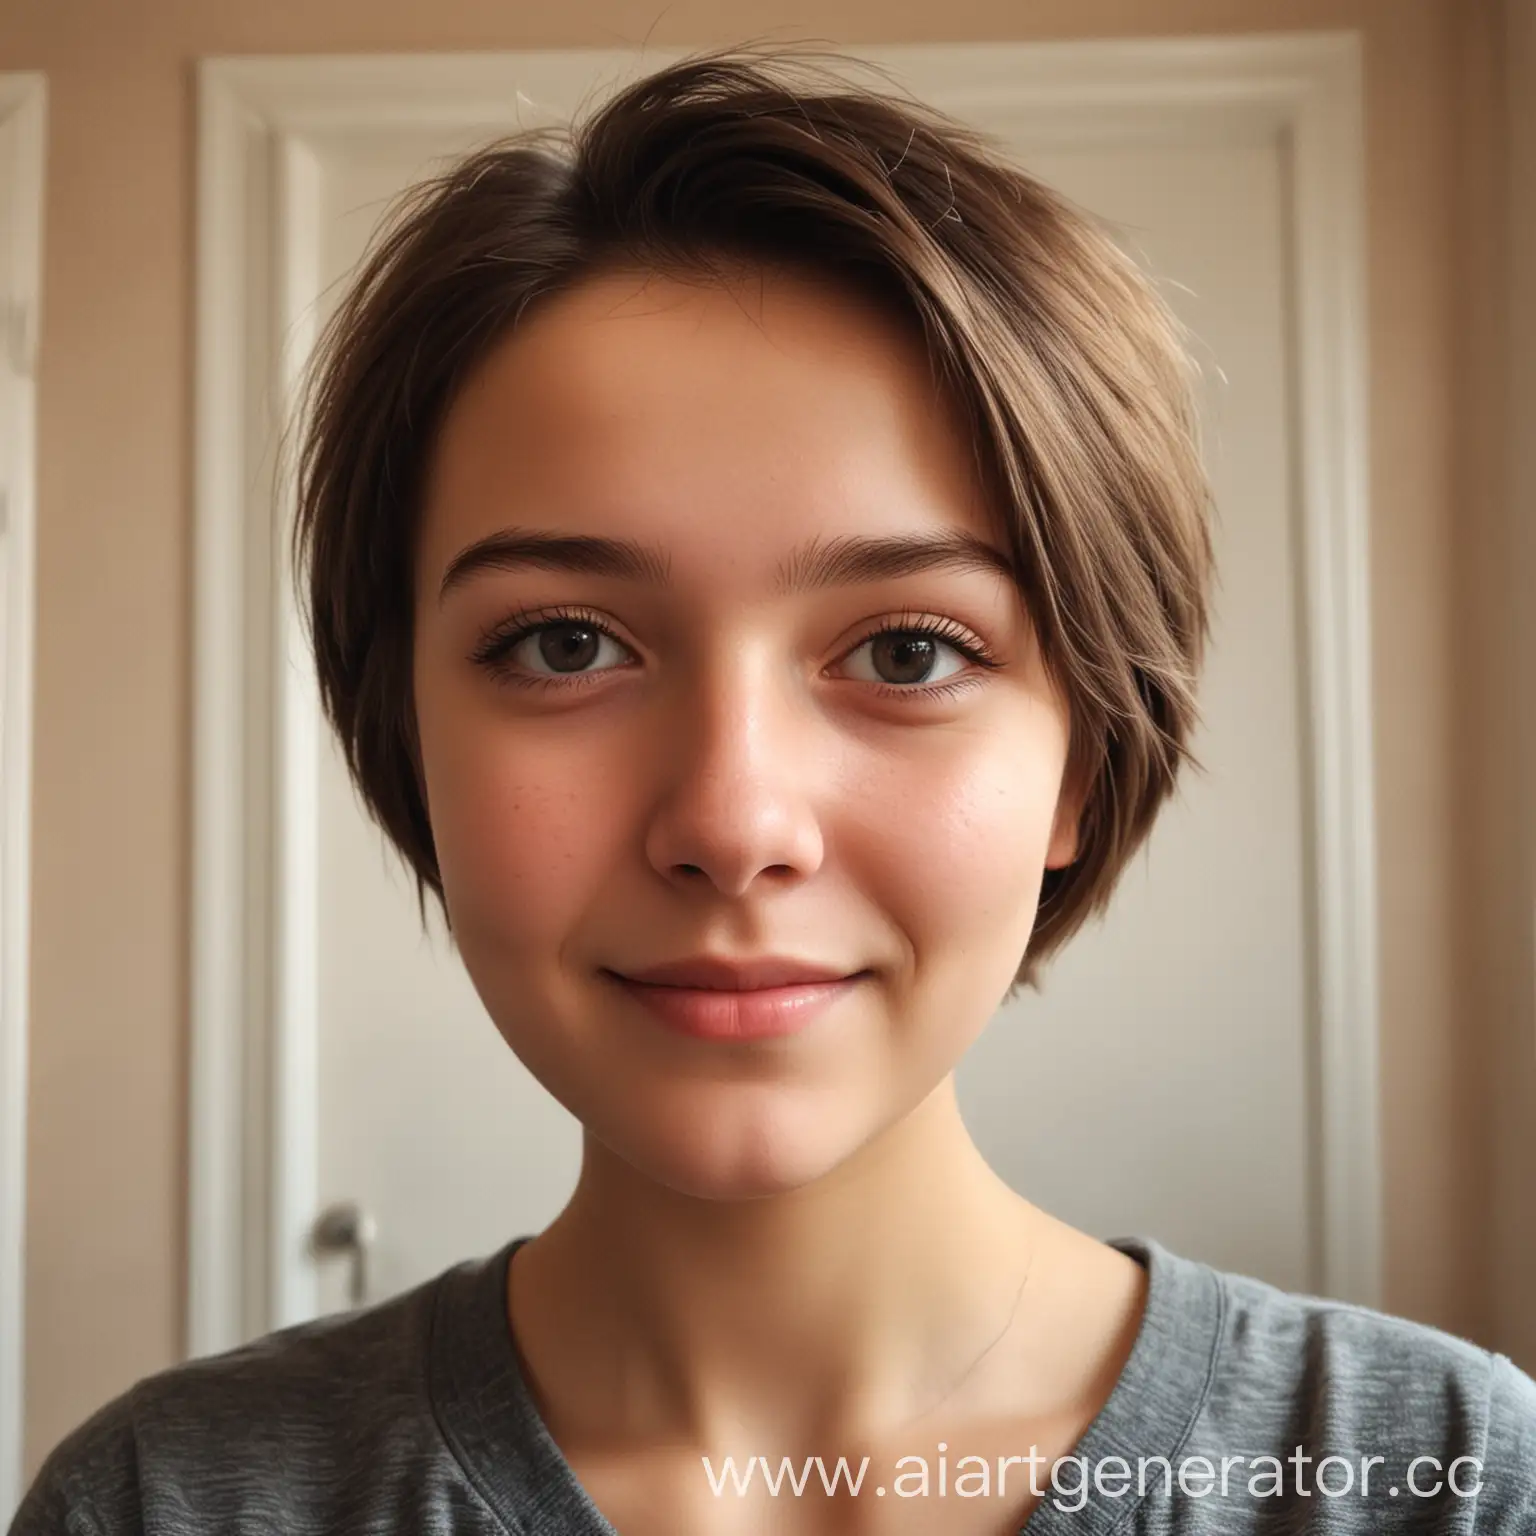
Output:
[838, 616, 998, 696]
[470, 606, 633, 688]
[511, 620, 629, 676]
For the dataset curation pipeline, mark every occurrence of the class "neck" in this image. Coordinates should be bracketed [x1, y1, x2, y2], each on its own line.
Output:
[510, 1077, 1049, 1450]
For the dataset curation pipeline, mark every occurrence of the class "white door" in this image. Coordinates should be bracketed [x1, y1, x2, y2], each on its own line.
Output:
[0, 71, 44, 1527]
[190, 41, 1377, 1343]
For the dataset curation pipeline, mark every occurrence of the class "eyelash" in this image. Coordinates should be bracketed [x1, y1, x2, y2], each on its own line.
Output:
[467, 604, 1003, 701]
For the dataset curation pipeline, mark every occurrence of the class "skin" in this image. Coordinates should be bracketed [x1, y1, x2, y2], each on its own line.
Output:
[412, 264, 1147, 1532]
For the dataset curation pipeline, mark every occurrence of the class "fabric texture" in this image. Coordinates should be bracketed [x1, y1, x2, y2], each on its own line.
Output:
[11, 1234, 1536, 1533]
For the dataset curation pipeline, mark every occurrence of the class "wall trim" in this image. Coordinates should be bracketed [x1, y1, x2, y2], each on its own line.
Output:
[0, 69, 45, 1525]
[190, 32, 1380, 1359]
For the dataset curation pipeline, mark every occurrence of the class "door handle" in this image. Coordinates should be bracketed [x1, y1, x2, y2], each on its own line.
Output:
[309, 1199, 378, 1309]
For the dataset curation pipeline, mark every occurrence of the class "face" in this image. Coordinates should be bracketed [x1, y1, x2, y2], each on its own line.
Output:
[412, 264, 1082, 1201]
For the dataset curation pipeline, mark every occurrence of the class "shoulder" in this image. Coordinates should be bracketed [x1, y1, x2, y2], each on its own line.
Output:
[8, 1387, 146, 1536]
[9, 1258, 483, 1536]
[1192, 1254, 1536, 1529]
[1209, 1260, 1528, 1419]
[1211, 1261, 1498, 1398]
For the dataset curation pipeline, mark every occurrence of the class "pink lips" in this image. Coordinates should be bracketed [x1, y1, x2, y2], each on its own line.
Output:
[605, 956, 868, 1041]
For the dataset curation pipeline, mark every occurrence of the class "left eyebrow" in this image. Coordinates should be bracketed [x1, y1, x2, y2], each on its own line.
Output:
[437, 528, 1017, 605]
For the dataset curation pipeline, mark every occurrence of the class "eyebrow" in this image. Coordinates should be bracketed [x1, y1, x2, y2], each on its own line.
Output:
[437, 528, 1017, 604]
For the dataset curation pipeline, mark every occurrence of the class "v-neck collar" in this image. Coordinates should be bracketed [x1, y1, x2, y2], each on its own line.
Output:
[428, 1231, 1224, 1535]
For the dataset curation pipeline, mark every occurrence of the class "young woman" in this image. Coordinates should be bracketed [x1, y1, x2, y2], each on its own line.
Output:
[15, 44, 1535, 1536]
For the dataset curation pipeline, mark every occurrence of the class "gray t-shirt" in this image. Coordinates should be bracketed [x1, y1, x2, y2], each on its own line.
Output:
[10, 1233, 1536, 1533]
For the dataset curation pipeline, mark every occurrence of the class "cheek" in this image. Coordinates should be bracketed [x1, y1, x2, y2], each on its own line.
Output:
[415, 695, 620, 956]
[851, 719, 1065, 951]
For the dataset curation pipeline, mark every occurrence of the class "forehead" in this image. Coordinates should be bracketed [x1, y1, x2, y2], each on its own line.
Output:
[419, 265, 1000, 575]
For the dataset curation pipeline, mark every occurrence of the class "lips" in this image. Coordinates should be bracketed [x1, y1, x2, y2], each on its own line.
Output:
[602, 955, 870, 1041]
[614, 955, 859, 991]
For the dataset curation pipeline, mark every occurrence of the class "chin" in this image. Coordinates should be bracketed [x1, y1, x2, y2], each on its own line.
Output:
[599, 1085, 867, 1202]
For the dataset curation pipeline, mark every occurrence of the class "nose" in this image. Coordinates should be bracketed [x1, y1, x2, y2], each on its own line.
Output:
[642, 649, 826, 899]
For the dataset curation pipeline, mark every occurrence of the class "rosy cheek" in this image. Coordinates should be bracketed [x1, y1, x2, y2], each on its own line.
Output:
[849, 737, 1056, 937]
[426, 731, 601, 935]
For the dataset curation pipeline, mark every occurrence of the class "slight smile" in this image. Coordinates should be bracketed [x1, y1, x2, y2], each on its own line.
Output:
[601, 967, 872, 1042]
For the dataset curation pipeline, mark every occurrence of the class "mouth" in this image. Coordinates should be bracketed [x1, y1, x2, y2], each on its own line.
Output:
[600, 968, 871, 1042]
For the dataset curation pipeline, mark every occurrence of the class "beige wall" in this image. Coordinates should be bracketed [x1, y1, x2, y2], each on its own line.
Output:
[1493, 0, 1536, 1368]
[1456, 0, 1536, 1385]
[3, 0, 1530, 1482]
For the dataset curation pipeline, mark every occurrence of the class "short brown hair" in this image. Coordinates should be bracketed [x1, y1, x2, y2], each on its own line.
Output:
[292, 43, 1215, 993]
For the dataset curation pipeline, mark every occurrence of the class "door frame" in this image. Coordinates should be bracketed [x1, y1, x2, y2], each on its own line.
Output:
[0, 69, 45, 1525]
[189, 33, 1380, 1358]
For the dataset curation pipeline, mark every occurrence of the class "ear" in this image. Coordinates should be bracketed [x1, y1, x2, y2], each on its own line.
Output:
[1044, 757, 1090, 871]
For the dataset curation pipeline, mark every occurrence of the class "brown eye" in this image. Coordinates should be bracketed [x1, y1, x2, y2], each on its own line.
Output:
[491, 619, 630, 679]
[870, 633, 939, 686]
[532, 622, 604, 673]
[843, 628, 968, 689]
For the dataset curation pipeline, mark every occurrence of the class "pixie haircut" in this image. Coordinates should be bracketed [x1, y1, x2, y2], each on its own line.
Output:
[292, 44, 1215, 994]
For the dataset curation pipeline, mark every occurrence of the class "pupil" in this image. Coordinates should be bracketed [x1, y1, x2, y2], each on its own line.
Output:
[539, 623, 600, 673]
[874, 633, 935, 685]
